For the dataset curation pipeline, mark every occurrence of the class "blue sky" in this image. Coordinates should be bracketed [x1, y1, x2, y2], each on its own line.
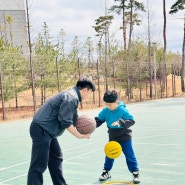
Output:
[29, 0, 184, 54]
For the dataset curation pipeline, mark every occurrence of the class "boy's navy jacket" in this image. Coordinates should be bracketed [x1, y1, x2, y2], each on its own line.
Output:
[32, 86, 81, 138]
[96, 101, 135, 142]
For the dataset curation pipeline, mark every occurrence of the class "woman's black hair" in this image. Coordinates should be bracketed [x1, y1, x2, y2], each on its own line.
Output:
[76, 77, 95, 91]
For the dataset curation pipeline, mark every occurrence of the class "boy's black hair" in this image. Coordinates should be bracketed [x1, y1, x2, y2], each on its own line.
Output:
[103, 90, 118, 103]
[76, 77, 95, 91]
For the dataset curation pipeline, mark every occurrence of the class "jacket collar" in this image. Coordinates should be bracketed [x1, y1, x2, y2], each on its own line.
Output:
[74, 86, 82, 102]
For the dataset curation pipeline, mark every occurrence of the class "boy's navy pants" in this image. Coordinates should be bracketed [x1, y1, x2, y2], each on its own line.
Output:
[27, 123, 67, 185]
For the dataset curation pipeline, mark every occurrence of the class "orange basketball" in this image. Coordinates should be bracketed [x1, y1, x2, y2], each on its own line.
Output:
[76, 115, 96, 134]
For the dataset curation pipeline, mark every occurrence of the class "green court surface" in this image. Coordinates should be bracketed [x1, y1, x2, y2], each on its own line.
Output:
[0, 98, 185, 185]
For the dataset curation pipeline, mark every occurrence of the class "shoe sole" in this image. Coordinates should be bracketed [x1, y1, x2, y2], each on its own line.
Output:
[133, 181, 140, 184]
[99, 176, 111, 181]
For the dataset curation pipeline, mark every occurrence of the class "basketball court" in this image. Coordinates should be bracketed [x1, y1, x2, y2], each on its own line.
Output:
[0, 98, 185, 185]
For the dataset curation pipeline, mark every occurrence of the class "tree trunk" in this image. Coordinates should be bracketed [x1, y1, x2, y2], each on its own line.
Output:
[163, 0, 167, 97]
[0, 64, 6, 120]
[181, 17, 185, 92]
[128, 0, 133, 48]
[122, 5, 127, 50]
[26, 0, 36, 113]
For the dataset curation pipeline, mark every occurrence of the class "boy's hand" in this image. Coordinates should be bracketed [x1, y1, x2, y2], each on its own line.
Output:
[111, 121, 120, 127]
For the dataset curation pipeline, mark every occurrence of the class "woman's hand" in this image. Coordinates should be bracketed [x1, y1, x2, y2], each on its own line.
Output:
[79, 134, 91, 139]
[67, 124, 91, 139]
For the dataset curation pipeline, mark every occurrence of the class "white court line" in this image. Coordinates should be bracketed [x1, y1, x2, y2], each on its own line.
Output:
[154, 162, 185, 167]
[135, 127, 185, 131]
[154, 163, 177, 167]
[135, 142, 181, 146]
[135, 132, 185, 140]
[0, 132, 183, 171]
[0, 140, 99, 172]
[0, 173, 27, 183]
[0, 143, 183, 183]
[0, 161, 28, 171]
[64, 141, 99, 152]
[0, 147, 102, 183]
[0, 119, 31, 126]
[65, 148, 102, 161]
[0, 133, 182, 173]
[0, 142, 102, 185]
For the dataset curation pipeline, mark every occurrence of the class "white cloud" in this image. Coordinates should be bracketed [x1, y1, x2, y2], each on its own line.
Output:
[29, 0, 185, 53]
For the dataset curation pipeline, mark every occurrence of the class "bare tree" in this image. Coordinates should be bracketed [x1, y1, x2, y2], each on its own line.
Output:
[163, 0, 167, 97]
[127, 0, 145, 48]
[109, 0, 127, 50]
[169, 0, 185, 92]
[93, 15, 114, 90]
[25, 0, 36, 113]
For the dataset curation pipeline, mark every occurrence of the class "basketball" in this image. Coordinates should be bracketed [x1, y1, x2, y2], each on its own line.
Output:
[76, 114, 96, 134]
[104, 141, 122, 159]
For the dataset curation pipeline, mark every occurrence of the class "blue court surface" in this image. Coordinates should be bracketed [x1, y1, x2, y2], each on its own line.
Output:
[0, 98, 185, 185]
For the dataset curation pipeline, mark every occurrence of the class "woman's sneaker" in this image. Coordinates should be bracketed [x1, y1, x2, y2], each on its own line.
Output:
[99, 169, 111, 181]
[132, 171, 140, 184]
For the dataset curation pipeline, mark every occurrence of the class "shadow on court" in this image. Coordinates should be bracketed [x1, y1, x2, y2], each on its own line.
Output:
[0, 98, 185, 185]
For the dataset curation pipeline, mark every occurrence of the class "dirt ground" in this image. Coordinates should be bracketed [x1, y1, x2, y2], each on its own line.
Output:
[0, 76, 185, 123]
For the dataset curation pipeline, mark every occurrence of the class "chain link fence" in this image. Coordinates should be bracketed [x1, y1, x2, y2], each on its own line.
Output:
[0, 53, 183, 121]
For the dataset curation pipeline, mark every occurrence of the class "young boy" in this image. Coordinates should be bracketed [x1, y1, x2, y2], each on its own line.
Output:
[95, 90, 140, 184]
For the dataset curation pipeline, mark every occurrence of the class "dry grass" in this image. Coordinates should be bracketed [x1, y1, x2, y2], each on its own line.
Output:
[0, 75, 184, 123]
